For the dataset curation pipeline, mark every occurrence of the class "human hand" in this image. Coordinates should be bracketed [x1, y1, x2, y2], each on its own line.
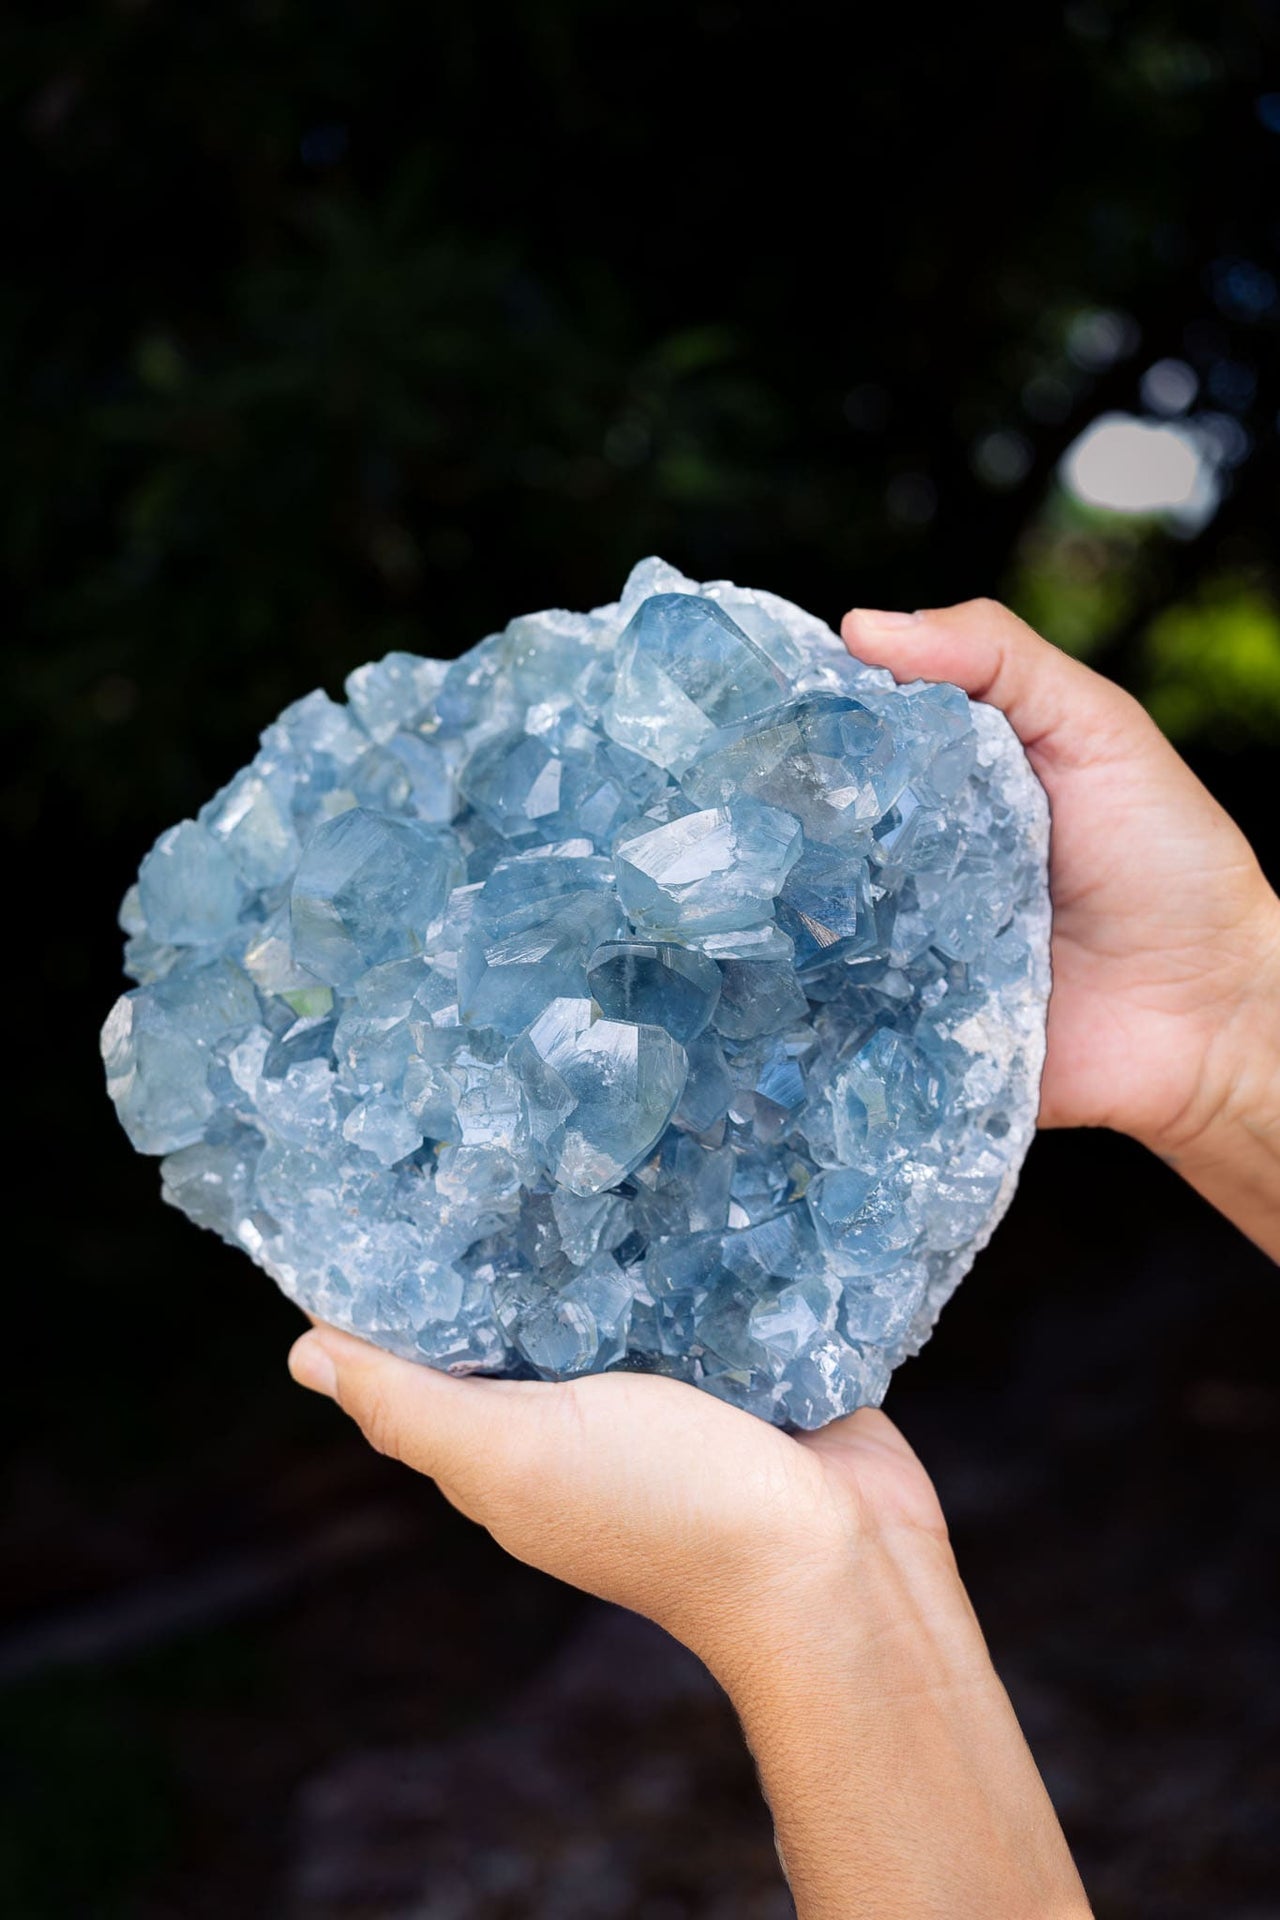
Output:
[288, 1326, 944, 1678]
[288, 1332, 1091, 1916]
[844, 599, 1280, 1256]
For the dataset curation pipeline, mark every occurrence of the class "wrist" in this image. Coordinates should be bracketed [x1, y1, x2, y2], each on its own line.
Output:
[710, 1520, 986, 1726]
[1136, 882, 1280, 1258]
[712, 1524, 1092, 1918]
[1224, 886, 1280, 1106]
[1127, 886, 1279, 1159]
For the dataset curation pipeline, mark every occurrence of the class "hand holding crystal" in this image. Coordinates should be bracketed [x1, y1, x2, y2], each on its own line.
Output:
[283, 594, 1263, 1920]
[287, 1325, 943, 1674]
[289, 594, 1274, 1917]
[288, 1316, 1092, 1918]
[845, 597, 1280, 1260]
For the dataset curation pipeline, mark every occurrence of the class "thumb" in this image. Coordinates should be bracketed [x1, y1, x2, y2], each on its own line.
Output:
[798, 1407, 950, 1539]
[841, 596, 1144, 778]
[288, 1325, 560, 1523]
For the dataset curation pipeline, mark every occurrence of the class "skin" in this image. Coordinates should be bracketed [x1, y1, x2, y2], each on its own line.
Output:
[288, 598, 1280, 1918]
[841, 601, 1280, 1258]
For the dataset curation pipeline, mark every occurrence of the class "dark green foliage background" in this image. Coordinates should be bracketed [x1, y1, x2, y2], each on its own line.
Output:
[2, 4, 1279, 1915]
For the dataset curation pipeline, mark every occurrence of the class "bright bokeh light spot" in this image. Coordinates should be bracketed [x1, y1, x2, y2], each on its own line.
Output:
[1060, 412, 1218, 527]
[1140, 358, 1198, 416]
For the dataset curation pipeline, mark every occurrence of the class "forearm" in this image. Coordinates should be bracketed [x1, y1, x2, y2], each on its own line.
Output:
[711, 1529, 1091, 1920]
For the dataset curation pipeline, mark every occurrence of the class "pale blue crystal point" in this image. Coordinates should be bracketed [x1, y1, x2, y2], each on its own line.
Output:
[613, 801, 802, 937]
[290, 808, 463, 990]
[586, 941, 722, 1042]
[102, 559, 1050, 1428]
[138, 821, 243, 947]
[605, 592, 788, 769]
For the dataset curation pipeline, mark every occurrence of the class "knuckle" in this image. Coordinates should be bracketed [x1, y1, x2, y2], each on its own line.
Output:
[1110, 680, 1152, 726]
[1102, 680, 1164, 748]
[351, 1382, 402, 1461]
[962, 594, 1022, 633]
[555, 1377, 596, 1444]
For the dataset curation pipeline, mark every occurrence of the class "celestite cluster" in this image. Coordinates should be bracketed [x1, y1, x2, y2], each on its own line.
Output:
[102, 559, 1050, 1428]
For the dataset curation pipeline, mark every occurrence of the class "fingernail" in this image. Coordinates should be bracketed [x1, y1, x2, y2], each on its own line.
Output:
[847, 608, 921, 629]
[289, 1333, 338, 1399]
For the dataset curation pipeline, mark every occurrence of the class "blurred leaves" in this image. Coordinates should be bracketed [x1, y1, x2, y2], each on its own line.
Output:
[1005, 492, 1157, 659]
[3, 0, 1280, 857]
[1144, 581, 1280, 742]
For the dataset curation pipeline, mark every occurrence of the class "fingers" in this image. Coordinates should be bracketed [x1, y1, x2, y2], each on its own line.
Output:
[288, 1325, 557, 1518]
[842, 598, 1140, 774]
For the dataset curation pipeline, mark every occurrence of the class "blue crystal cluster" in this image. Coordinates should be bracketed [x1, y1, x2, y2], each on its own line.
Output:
[102, 559, 1049, 1428]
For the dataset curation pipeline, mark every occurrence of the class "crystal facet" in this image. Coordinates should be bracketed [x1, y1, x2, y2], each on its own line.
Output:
[102, 559, 1050, 1427]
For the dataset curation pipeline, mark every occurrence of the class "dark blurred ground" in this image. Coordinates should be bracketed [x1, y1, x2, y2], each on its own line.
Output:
[3, 5, 1279, 1916]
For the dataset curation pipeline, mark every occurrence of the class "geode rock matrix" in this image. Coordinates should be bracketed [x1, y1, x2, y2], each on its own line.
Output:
[102, 559, 1050, 1428]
